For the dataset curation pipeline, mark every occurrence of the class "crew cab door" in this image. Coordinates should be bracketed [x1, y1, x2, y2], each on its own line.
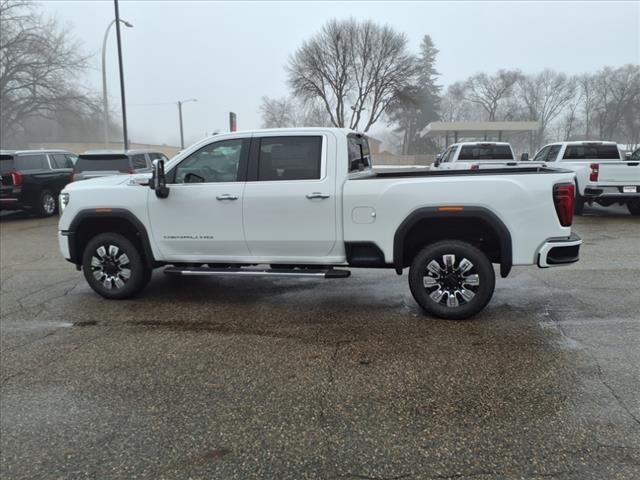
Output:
[242, 133, 337, 259]
[147, 137, 251, 259]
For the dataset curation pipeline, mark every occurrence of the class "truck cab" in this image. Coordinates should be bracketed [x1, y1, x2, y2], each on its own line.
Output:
[432, 142, 517, 170]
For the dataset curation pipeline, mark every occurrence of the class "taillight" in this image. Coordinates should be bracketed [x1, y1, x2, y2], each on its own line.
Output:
[589, 163, 599, 182]
[553, 183, 575, 227]
[10, 171, 23, 186]
[69, 172, 75, 183]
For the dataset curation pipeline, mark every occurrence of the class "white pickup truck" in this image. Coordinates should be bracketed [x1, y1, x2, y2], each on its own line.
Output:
[431, 142, 521, 170]
[531, 141, 640, 215]
[57, 128, 582, 320]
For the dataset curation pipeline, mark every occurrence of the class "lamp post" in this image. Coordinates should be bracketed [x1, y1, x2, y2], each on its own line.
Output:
[101, 18, 133, 148]
[177, 99, 197, 149]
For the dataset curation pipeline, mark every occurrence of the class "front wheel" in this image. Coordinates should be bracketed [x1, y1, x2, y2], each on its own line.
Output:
[628, 199, 640, 216]
[82, 233, 151, 299]
[408, 240, 495, 320]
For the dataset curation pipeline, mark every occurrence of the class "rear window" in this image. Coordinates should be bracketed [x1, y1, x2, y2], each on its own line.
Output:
[458, 144, 514, 160]
[258, 136, 322, 181]
[0, 155, 14, 174]
[75, 154, 130, 172]
[563, 144, 621, 160]
[348, 134, 371, 172]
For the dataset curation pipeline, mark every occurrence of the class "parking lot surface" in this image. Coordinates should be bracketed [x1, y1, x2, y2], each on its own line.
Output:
[1, 205, 639, 479]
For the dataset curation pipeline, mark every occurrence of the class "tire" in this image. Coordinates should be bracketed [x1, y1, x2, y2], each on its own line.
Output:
[574, 194, 585, 215]
[628, 199, 640, 216]
[408, 240, 495, 320]
[82, 232, 151, 299]
[37, 190, 57, 217]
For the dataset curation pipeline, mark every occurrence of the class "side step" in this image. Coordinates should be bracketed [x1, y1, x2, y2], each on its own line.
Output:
[163, 266, 351, 279]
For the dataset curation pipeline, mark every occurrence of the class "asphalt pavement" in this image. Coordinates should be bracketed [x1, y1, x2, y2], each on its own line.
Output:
[1, 204, 639, 479]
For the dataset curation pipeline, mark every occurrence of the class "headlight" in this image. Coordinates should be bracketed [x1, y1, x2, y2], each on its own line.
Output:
[60, 193, 70, 212]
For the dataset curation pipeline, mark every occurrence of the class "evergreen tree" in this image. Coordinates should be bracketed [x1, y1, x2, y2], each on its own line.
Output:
[387, 35, 441, 154]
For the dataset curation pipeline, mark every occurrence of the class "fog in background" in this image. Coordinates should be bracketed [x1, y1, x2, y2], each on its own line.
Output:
[25, 0, 640, 148]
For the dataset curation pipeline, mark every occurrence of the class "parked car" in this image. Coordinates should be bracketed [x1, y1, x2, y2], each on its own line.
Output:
[0, 149, 76, 216]
[58, 128, 582, 320]
[431, 142, 520, 170]
[532, 141, 640, 215]
[72, 150, 169, 181]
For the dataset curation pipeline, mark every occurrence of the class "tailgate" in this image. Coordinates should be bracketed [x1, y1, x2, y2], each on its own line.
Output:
[598, 162, 640, 184]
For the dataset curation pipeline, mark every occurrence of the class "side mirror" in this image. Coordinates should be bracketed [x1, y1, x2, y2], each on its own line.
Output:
[625, 152, 632, 160]
[520, 153, 529, 162]
[433, 160, 440, 168]
[150, 159, 170, 198]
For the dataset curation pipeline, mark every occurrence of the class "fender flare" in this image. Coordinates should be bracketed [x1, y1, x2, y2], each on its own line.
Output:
[66, 208, 157, 268]
[393, 206, 513, 278]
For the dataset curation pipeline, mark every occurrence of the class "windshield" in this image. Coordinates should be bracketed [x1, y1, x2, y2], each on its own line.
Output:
[562, 144, 621, 160]
[458, 144, 514, 160]
[75, 154, 130, 172]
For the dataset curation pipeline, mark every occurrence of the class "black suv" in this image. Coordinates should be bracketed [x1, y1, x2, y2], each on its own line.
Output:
[72, 150, 169, 181]
[0, 150, 77, 217]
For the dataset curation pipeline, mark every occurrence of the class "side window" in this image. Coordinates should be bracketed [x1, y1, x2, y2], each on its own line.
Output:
[51, 154, 73, 169]
[173, 139, 245, 183]
[131, 154, 147, 170]
[533, 146, 550, 162]
[258, 136, 322, 181]
[546, 145, 561, 162]
[16, 154, 47, 170]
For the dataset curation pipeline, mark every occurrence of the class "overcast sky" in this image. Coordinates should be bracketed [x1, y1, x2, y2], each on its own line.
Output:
[42, 1, 639, 147]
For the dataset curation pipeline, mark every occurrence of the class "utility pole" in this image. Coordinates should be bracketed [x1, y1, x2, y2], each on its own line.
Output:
[113, 0, 129, 151]
[178, 101, 184, 149]
[101, 18, 132, 148]
[177, 99, 197, 149]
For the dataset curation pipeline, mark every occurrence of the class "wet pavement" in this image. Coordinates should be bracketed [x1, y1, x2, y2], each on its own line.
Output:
[1, 205, 639, 479]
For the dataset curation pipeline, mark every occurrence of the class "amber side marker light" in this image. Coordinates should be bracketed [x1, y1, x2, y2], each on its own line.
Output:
[95, 208, 113, 213]
[438, 206, 464, 212]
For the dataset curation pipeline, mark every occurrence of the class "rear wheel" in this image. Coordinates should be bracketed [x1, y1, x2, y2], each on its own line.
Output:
[37, 190, 57, 217]
[82, 233, 150, 299]
[408, 240, 495, 320]
[628, 199, 640, 216]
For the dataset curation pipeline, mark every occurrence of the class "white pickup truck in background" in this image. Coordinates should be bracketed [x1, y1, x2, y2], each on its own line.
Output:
[532, 141, 640, 215]
[58, 128, 582, 320]
[431, 142, 522, 170]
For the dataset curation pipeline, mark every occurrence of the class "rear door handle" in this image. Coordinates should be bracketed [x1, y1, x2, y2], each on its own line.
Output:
[306, 192, 330, 199]
[216, 194, 239, 201]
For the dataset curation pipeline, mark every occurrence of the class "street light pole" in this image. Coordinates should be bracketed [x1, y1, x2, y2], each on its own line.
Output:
[113, 0, 129, 151]
[177, 99, 197, 149]
[101, 18, 132, 148]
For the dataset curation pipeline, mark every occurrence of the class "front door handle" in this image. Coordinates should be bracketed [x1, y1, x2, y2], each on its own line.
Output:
[306, 192, 330, 199]
[216, 194, 239, 201]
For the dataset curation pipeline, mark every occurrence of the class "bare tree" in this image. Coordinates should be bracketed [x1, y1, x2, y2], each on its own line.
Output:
[462, 69, 522, 121]
[287, 18, 416, 132]
[0, 0, 95, 146]
[591, 64, 640, 141]
[515, 70, 577, 148]
[259, 95, 332, 128]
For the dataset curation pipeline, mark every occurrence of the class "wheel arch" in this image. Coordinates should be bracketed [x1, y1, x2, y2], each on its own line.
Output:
[67, 209, 157, 269]
[393, 206, 513, 278]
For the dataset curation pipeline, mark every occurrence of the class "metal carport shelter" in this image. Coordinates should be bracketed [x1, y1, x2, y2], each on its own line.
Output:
[421, 121, 540, 150]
